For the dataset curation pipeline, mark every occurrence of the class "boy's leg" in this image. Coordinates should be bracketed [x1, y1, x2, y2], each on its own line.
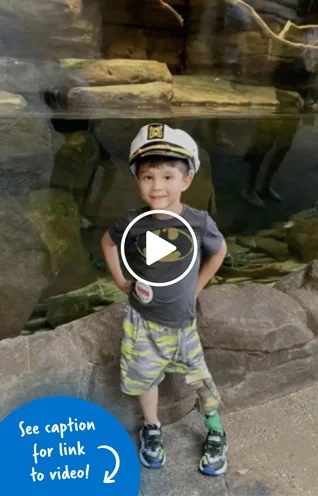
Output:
[120, 307, 168, 469]
[138, 385, 159, 424]
[188, 374, 228, 476]
[138, 386, 166, 468]
[183, 322, 228, 476]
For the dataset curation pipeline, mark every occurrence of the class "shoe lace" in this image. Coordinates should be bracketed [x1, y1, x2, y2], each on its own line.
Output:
[144, 424, 162, 452]
[205, 431, 223, 458]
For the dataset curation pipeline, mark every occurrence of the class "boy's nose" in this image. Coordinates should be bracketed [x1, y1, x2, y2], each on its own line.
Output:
[152, 179, 163, 190]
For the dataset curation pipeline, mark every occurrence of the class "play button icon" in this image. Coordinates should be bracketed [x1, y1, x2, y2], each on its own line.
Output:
[120, 209, 198, 287]
[146, 231, 176, 266]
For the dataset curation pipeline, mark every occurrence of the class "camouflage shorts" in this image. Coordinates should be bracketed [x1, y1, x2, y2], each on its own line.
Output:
[120, 305, 211, 396]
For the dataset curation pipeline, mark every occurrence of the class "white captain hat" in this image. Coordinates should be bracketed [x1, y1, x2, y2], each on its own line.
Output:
[129, 123, 200, 176]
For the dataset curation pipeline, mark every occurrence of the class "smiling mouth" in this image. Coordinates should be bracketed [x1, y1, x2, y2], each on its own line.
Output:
[150, 196, 167, 200]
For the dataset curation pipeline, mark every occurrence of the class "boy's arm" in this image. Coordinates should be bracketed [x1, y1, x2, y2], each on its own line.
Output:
[195, 239, 227, 299]
[101, 231, 131, 295]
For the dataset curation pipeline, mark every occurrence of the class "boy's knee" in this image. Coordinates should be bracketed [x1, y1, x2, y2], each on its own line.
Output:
[188, 374, 221, 415]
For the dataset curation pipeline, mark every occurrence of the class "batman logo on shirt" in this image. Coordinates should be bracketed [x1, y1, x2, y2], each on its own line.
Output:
[135, 227, 194, 262]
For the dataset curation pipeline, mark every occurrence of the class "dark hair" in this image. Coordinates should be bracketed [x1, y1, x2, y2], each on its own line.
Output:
[135, 155, 189, 177]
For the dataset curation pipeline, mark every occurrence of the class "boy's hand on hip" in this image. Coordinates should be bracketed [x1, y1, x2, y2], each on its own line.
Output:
[117, 280, 132, 295]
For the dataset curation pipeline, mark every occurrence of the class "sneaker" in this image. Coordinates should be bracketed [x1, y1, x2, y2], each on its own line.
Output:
[139, 423, 166, 468]
[199, 430, 228, 476]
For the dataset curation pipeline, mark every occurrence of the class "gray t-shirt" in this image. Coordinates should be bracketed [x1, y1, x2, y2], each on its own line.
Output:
[108, 204, 224, 327]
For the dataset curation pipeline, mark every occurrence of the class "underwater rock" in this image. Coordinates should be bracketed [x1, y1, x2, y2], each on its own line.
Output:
[93, 118, 142, 161]
[256, 227, 287, 241]
[182, 146, 217, 215]
[0, 117, 64, 159]
[59, 59, 172, 86]
[255, 236, 289, 261]
[217, 255, 290, 279]
[19, 189, 97, 297]
[286, 209, 318, 262]
[66, 82, 173, 109]
[50, 131, 100, 198]
[224, 239, 250, 254]
[45, 279, 126, 327]
[236, 236, 257, 249]
[0, 196, 50, 339]
[83, 157, 139, 226]
[0, 154, 53, 196]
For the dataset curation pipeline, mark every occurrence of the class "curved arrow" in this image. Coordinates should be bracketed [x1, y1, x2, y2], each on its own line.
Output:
[97, 445, 120, 483]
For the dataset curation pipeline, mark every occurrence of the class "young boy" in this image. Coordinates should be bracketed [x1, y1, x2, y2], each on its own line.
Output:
[101, 123, 228, 476]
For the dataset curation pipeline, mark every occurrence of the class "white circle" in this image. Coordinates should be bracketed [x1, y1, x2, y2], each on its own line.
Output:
[120, 209, 198, 287]
[135, 281, 153, 303]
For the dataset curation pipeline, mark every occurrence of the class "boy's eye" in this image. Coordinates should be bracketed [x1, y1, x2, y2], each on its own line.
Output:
[142, 175, 152, 180]
[164, 175, 172, 180]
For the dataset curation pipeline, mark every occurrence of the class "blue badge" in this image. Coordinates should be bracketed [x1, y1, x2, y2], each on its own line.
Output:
[0, 396, 140, 495]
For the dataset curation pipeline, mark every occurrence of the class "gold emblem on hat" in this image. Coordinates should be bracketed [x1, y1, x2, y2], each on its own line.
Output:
[148, 124, 164, 140]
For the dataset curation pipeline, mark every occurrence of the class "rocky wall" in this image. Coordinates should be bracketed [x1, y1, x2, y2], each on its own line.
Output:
[1, 259, 318, 434]
[185, 0, 318, 90]
[0, 0, 101, 59]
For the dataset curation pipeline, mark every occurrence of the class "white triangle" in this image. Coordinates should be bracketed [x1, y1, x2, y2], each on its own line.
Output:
[146, 231, 177, 266]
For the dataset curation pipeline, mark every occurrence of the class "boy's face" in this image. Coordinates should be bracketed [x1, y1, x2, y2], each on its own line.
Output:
[136, 162, 193, 211]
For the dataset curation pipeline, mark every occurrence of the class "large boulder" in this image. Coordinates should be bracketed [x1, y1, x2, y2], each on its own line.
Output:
[0, 304, 196, 433]
[197, 283, 317, 410]
[197, 283, 312, 352]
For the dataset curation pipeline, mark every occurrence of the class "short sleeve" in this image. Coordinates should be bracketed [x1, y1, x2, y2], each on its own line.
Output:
[107, 216, 130, 247]
[201, 212, 224, 256]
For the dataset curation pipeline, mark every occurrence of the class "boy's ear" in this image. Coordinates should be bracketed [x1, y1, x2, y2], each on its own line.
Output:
[182, 174, 194, 191]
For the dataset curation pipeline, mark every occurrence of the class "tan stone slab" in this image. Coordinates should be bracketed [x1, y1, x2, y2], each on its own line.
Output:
[0, 91, 27, 110]
[67, 82, 173, 108]
[172, 76, 302, 107]
[60, 58, 172, 86]
[172, 76, 250, 106]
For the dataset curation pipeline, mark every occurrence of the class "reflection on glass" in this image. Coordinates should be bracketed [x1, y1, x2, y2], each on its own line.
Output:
[0, 0, 317, 337]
